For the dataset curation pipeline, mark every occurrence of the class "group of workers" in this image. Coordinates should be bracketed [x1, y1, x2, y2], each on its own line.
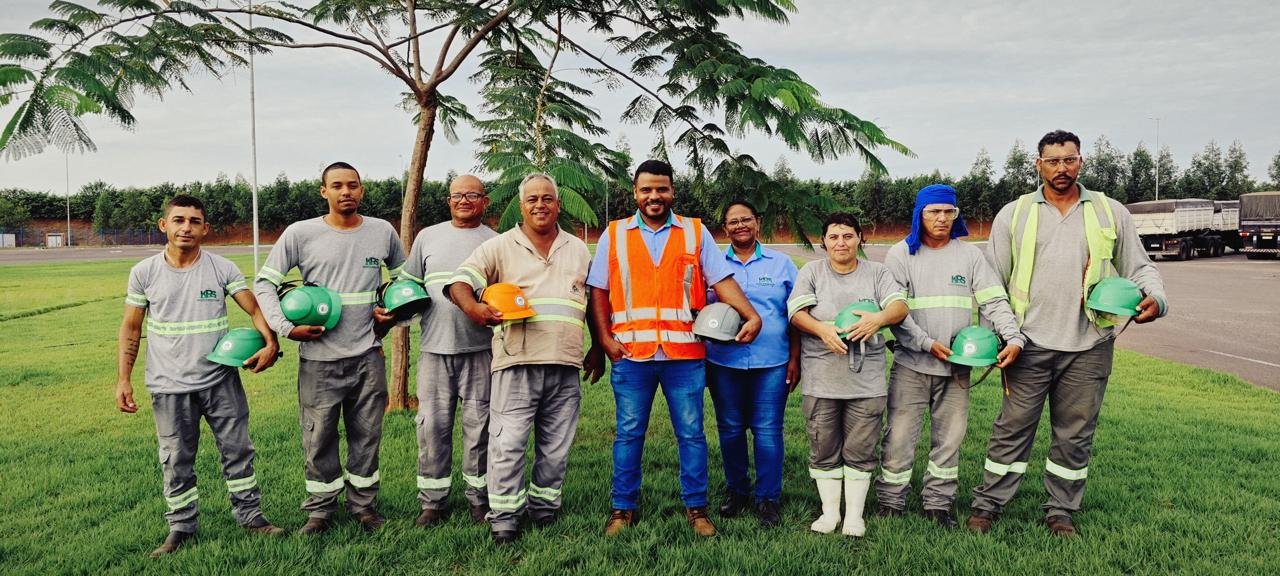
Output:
[115, 129, 1167, 557]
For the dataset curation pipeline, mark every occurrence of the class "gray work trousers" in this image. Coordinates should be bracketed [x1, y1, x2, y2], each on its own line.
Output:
[298, 348, 387, 518]
[152, 374, 264, 533]
[970, 339, 1114, 518]
[802, 395, 886, 480]
[415, 350, 492, 509]
[876, 363, 970, 511]
[486, 364, 582, 531]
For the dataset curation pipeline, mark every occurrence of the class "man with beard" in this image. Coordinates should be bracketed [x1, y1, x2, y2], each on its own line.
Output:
[588, 159, 762, 538]
[967, 130, 1167, 537]
[254, 162, 406, 534]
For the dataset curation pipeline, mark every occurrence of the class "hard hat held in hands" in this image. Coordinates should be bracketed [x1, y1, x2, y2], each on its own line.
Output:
[279, 283, 342, 331]
[1086, 277, 1143, 318]
[378, 279, 430, 321]
[692, 302, 742, 342]
[481, 283, 536, 320]
[207, 328, 267, 368]
[947, 325, 1000, 367]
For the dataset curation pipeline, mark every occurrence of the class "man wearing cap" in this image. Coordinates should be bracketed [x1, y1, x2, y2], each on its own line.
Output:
[401, 174, 497, 527]
[589, 159, 763, 538]
[254, 161, 406, 534]
[876, 184, 1024, 529]
[967, 130, 1167, 536]
[446, 173, 596, 545]
[117, 194, 283, 558]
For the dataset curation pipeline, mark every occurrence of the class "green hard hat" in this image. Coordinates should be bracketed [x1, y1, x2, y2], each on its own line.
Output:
[835, 300, 880, 339]
[1086, 277, 1142, 317]
[379, 279, 430, 320]
[692, 302, 742, 342]
[279, 284, 342, 331]
[206, 328, 266, 368]
[947, 326, 999, 367]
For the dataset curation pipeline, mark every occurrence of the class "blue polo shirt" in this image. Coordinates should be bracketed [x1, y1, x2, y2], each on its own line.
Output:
[705, 242, 797, 370]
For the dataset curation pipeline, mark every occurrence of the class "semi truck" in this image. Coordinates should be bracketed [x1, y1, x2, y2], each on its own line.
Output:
[1127, 198, 1240, 260]
[1239, 191, 1280, 260]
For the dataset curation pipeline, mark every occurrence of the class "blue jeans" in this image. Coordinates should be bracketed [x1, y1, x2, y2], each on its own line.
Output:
[707, 363, 788, 502]
[609, 359, 708, 510]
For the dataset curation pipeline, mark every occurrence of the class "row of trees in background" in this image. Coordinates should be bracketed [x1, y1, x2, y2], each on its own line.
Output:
[3, 139, 1279, 238]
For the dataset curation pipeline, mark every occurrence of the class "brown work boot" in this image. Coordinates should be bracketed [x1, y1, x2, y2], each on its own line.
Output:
[242, 517, 286, 536]
[354, 510, 387, 532]
[603, 508, 637, 536]
[148, 530, 193, 559]
[966, 509, 998, 534]
[686, 507, 717, 537]
[297, 516, 331, 535]
[415, 507, 448, 527]
[1045, 514, 1077, 537]
[469, 502, 490, 524]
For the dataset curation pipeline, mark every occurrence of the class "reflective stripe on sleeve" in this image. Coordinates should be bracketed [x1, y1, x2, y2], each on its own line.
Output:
[257, 266, 285, 285]
[973, 285, 1008, 304]
[125, 293, 149, 307]
[225, 280, 248, 294]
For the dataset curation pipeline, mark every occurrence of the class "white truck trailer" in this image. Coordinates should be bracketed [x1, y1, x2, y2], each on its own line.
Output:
[1240, 191, 1280, 260]
[1127, 198, 1240, 260]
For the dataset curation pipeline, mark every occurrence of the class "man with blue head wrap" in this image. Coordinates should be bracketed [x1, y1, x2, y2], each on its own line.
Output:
[876, 183, 1024, 528]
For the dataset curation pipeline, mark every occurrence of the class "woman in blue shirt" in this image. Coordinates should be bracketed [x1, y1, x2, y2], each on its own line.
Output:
[706, 200, 800, 527]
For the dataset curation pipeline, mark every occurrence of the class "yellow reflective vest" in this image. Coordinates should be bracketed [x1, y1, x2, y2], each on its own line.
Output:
[1008, 190, 1117, 328]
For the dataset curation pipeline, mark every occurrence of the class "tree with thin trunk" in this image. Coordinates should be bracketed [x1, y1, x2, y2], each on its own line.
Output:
[1, 0, 911, 410]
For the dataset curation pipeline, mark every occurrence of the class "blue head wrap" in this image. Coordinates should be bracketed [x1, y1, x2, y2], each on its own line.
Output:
[907, 183, 969, 255]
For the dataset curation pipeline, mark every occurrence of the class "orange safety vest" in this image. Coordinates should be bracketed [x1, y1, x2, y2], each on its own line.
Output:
[606, 215, 708, 359]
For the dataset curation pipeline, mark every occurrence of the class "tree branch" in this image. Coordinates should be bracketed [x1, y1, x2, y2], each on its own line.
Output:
[407, 0, 424, 89]
[386, 0, 503, 51]
[427, 3, 517, 91]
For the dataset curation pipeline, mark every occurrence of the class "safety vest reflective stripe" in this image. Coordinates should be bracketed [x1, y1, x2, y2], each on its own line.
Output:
[225, 280, 247, 294]
[257, 265, 285, 285]
[614, 330, 658, 344]
[787, 294, 818, 318]
[340, 291, 377, 305]
[462, 474, 486, 489]
[906, 295, 973, 310]
[225, 475, 257, 493]
[417, 476, 452, 491]
[610, 307, 694, 323]
[1009, 190, 1117, 327]
[973, 285, 1008, 304]
[126, 293, 149, 307]
[880, 468, 912, 485]
[489, 490, 527, 512]
[983, 458, 1028, 476]
[456, 265, 487, 290]
[842, 466, 874, 480]
[528, 483, 561, 501]
[927, 461, 959, 480]
[306, 477, 344, 494]
[147, 316, 229, 336]
[423, 271, 454, 286]
[346, 470, 380, 488]
[1045, 459, 1088, 481]
[165, 487, 199, 510]
[808, 467, 843, 480]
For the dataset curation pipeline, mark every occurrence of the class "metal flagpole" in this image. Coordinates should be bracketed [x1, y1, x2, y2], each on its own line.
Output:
[249, 0, 261, 272]
[65, 153, 71, 247]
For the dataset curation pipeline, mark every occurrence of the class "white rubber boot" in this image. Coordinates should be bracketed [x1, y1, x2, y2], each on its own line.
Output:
[842, 476, 871, 537]
[809, 478, 843, 533]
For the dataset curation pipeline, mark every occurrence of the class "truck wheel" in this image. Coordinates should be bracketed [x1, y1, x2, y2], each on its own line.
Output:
[1213, 241, 1225, 257]
[1184, 242, 1196, 260]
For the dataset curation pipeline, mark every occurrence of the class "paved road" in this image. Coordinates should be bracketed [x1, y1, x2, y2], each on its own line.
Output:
[769, 243, 1280, 391]
[4, 242, 1278, 389]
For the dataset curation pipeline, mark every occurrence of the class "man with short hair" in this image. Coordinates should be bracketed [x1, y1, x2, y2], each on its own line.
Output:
[589, 159, 763, 538]
[967, 130, 1167, 537]
[877, 183, 1024, 529]
[446, 173, 597, 545]
[254, 162, 406, 534]
[401, 174, 497, 526]
[117, 194, 284, 558]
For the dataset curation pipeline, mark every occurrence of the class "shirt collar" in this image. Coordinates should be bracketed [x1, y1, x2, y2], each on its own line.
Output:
[512, 223, 569, 255]
[725, 241, 768, 264]
[626, 210, 680, 231]
[1033, 182, 1096, 203]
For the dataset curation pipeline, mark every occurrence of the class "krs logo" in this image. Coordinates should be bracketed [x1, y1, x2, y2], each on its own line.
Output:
[363, 257, 382, 268]
[198, 289, 219, 301]
[950, 274, 967, 286]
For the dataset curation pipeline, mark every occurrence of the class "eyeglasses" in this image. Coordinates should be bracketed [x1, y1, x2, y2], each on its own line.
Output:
[922, 208, 960, 221]
[448, 192, 486, 202]
[1039, 155, 1082, 168]
[725, 217, 756, 228]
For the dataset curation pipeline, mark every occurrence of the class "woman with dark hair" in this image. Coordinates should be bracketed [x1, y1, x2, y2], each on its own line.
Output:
[705, 200, 799, 528]
[787, 212, 908, 538]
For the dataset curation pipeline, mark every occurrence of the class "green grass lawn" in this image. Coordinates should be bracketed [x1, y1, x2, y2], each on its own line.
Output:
[1, 253, 1277, 575]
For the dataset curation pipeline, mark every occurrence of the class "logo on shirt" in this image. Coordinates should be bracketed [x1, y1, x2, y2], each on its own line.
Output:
[198, 289, 219, 301]
[950, 274, 967, 286]
[363, 257, 381, 268]
[757, 275, 774, 287]
[570, 281, 584, 296]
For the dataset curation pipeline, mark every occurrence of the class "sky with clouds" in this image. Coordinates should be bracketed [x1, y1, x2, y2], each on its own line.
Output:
[2, 0, 1278, 195]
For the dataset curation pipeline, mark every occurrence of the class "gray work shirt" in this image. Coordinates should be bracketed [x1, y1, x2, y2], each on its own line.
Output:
[126, 251, 247, 394]
[886, 239, 1024, 377]
[986, 184, 1168, 352]
[254, 216, 406, 361]
[787, 258, 906, 399]
[401, 221, 497, 355]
